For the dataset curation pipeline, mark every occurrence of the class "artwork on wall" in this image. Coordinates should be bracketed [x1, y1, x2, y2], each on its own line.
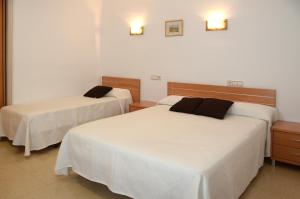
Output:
[165, 20, 184, 37]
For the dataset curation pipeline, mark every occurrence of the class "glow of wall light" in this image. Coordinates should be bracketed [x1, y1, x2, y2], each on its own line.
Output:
[130, 18, 144, 35]
[206, 12, 228, 31]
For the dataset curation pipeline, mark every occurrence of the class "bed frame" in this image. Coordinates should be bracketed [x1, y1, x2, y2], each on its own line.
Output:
[102, 76, 140, 103]
[168, 82, 276, 107]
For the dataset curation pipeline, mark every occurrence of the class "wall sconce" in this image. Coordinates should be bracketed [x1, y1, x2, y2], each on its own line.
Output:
[130, 21, 144, 35]
[206, 13, 228, 31]
[130, 26, 144, 35]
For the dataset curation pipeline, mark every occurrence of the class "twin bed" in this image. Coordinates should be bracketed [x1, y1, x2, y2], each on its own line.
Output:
[55, 82, 277, 199]
[0, 76, 140, 156]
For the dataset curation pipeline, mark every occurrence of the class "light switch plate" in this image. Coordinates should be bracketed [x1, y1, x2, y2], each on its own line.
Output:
[151, 75, 161, 80]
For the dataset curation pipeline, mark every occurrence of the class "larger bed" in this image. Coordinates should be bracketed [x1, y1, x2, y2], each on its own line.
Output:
[0, 76, 140, 156]
[55, 82, 277, 199]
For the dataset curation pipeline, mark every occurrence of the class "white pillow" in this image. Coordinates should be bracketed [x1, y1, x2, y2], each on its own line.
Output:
[228, 101, 279, 157]
[228, 102, 278, 122]
[158, 95, 184, 106]
[106, 88, 132, 99]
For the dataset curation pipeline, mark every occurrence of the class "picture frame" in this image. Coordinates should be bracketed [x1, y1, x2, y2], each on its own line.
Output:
[165, 19, 184, 37]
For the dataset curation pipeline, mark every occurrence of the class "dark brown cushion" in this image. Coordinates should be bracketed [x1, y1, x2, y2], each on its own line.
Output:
[170, 97, 204, 114]
[194, 98, 234, 119]
[84, 86, 112, 98]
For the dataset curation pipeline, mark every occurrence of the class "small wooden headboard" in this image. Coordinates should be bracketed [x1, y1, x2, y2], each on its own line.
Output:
[168, 82, 276, 107]
[102, 76, 140, 102]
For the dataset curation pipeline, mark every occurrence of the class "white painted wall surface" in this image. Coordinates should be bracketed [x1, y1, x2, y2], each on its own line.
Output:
[7, 0, 102, 104]
[100, 0, 300, 122]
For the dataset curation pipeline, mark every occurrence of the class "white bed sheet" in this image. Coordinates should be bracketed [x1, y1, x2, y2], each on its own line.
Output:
[55, 105, 269, 199]
[0, 95, 132, 156]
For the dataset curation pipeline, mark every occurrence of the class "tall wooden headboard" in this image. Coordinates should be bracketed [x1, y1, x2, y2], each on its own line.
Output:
[102, 76, 140, 102]
[168, 82, 276, 107]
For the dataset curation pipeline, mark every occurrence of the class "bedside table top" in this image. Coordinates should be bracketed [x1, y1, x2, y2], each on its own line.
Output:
[130, 101, 157, 108]
[272, 121, 300, 134]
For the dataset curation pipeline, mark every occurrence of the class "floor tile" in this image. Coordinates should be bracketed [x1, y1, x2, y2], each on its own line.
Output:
[1, 140, 300, 199]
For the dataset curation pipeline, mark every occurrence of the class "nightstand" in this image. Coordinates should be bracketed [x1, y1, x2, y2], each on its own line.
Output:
[129, 101, 156, 112]
[271, 121, 300, 166]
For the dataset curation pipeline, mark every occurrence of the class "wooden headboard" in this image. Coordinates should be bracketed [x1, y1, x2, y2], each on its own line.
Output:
[102, 76, 140, 102]
[168, 82, 276, 107]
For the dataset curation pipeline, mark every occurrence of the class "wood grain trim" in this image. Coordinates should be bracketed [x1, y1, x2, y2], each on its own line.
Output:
[273, 131, 300, 149]
[272, 121, 300, 134]
[168, 82, 276, 107]
[272, 145, 300, 165]
[0, 0, 5, 107]
[102, 76, 140, 103]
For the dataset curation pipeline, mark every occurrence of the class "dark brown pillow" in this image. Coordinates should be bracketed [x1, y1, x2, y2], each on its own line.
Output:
[194, 98, 234, 119]
[170, 97, 204, 114]
[84, 86, 112, 98]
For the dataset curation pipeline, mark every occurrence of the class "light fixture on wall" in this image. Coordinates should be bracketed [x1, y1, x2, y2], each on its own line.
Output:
[206, 12, 228, 31]
[130, 20, 144, 35]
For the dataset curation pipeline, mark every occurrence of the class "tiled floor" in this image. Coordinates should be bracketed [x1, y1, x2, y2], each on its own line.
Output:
[1, 139, 300, 199]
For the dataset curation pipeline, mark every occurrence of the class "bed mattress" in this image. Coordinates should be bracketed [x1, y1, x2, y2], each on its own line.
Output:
[56, 105, 270, 199]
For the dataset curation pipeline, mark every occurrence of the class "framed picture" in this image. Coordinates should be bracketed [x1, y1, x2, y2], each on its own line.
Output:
[165, 20, 184, 37]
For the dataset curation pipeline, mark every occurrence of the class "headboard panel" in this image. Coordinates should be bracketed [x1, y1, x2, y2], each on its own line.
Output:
[168, 82, 276, 107]
[102, 76, 140, 102]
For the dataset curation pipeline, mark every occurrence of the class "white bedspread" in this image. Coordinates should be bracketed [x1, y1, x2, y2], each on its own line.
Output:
[56, 105, 271, 199]
[0, 95, 132, 156]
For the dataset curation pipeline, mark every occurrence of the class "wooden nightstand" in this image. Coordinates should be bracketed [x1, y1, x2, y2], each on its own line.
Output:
[271, 121, 300, 166]
[129, 101, 156, 112]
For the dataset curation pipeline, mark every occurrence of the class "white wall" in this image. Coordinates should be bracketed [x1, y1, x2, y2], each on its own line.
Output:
[100, 0, 300, 122]
[7, 0, 102, 104]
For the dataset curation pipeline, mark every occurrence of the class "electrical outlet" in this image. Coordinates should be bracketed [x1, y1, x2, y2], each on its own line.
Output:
[227, 80, 233, 87]
[236, 81, 244, 87]
[151, 75, 161, 80]
[227, 80, 244, 87]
